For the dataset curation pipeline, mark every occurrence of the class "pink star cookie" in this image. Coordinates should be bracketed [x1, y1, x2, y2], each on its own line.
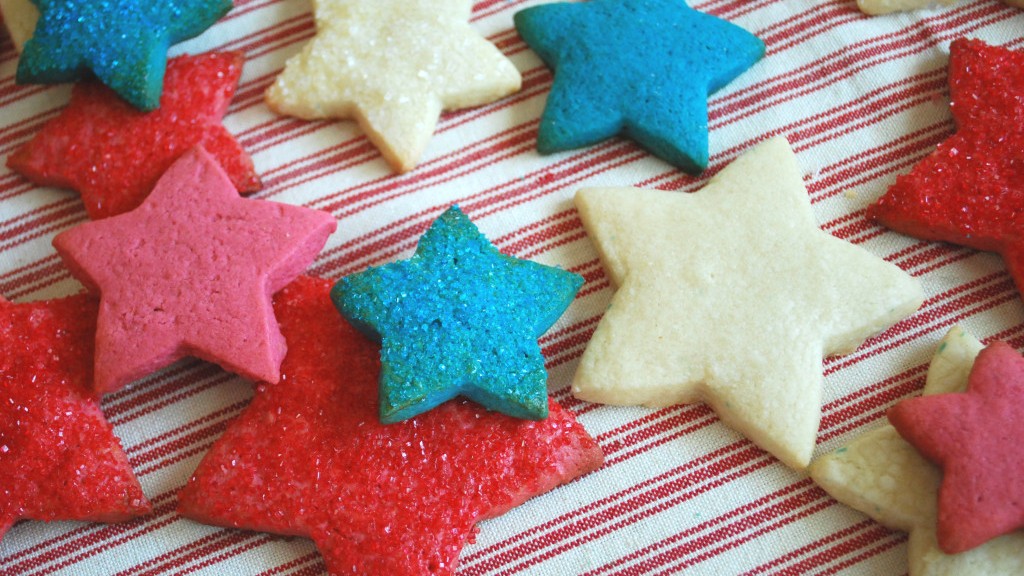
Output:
[52, 147, 336, 394]
[889, 341, 1024, 553]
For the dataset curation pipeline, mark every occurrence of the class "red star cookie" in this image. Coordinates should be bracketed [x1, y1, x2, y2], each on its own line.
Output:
[52, 147, 336, 395]
[868, 39, 1024, 296]
[7, 52, 260, 220]
[888, 341, 1024, 553]
[178, 276, 604, 575]
[0, 294, 150, 541]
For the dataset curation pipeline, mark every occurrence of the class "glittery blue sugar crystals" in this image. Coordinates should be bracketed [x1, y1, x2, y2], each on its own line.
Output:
[514, 0, 765, 174]
[331, 206, 584, 423]
[17, 0, 233, 111]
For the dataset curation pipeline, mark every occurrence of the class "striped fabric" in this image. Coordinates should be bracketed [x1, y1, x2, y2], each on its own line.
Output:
[1, 0, 1023, 574]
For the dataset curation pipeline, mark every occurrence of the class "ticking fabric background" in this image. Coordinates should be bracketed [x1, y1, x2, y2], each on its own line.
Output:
[2, 1, 1023, 574]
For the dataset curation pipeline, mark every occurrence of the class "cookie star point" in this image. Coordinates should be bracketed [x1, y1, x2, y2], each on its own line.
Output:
[572, 137, 923, 469]
[265, 0, 522, 173]
[16, 0, 232, 110]
[52, 147, 336, 394]
[514, 0, 764, 173]
[0, 294, 151, 543]
[333, 206, 582, 423]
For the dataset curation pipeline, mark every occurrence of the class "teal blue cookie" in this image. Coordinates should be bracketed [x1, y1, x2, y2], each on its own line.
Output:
[332, 206, 583, 423]
[17, 0, 232, 111]
[514, 0, 764, 174]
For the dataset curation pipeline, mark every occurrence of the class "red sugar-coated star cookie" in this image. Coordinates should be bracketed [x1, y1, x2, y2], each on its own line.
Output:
[0, 294, 150, 541]
[177, 276, 604, 575]
[888, 341, 1024, 554]
[7, 51, 260, 220]
[868, 39, 1024, 296]
[52, 147, 336, 395]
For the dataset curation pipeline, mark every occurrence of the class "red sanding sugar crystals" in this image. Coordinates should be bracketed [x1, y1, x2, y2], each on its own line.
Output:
[7, 51, 260, 220]
[0, 294, 150, 540]
[868, 39, 1024, 293]
[178, 276, 604, 575]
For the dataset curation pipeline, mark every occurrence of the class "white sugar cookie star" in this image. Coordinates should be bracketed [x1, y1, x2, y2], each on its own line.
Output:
[857, 0, 1022, 15]
[265, 0, 522, 172]
[572, 136, 923, 469]
[810, 327, 1024, 574]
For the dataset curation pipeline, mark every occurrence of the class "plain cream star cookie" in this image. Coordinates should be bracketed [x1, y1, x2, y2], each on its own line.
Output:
[857, 0, 1023, 15]
[810, 327, 1024, 574]
[265, 0, 522, 173]
[571, 136, 923, 470]
[0, 0, 38, 52]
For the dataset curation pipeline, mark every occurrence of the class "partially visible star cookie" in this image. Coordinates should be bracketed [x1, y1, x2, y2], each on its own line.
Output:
[265, 0, 522, 173]
[0, 294, 150, 542]
[0, 0, 38, 52]
[332, 206, 583, 423]
[514, 0, 764, 174]
[810, 327, 1024, 575]
[178, 276, 603, 575]
[8, 52, 260, 220]
[857, 0, 1022, 15]
[52, 146, 336, 395]
[868, 39, 1024, 298]
[889, 341, 1024, 554]
[572, 136, 923, 469]
[16, 0, 232, 110]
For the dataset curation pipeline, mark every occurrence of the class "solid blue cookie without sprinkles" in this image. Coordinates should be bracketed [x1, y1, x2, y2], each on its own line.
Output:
[514, 0, 764, 174]
[331, 206, 583, 424]
[16, 0, 232, 111]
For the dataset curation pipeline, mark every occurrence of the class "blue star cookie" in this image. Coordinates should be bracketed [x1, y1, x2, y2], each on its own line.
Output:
[17, 0, 232, 110]
[331, 206, 583, 423]
[514, 0, 765, 174]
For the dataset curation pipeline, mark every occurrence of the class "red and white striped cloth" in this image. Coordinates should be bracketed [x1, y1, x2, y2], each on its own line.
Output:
[2, 0, 1023, 574]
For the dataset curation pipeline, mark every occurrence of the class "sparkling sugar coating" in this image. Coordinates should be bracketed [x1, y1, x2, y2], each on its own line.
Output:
[8, 52, 260, 220]
[332, 206, 583, 423]
[265, 0, 522, 173]
[868, 39, 1024, 298]
[51, 147, 336, 395]
[888, 341, 1024, 554]
[177, 276, 603, 575]
[514, 0, 764, 174]
[571, 137, 923, 470]
[810, 327, 1024, 575]
[0, 294, 150, 542]
[16, 0, 232, 110]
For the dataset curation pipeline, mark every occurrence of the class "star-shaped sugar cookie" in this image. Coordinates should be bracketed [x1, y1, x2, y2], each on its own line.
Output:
[857, 0, 1023, 15]
[810, 327, 1024, 575]
[16, 0, 232, 110]
[178, 276, 603, 575]
[514, 0, 764, 174]
[264, 0, 522, 173]
[8, 52, 260, 220]
[572, 136, 923, 469]
[0, 0, 37, 52]
[869, 39, 1024, 298]
[1, 294, 150, 542]
[52, 147, 336, 395]
[332, 206, 583, 422]
[889, 341, 1024, 554]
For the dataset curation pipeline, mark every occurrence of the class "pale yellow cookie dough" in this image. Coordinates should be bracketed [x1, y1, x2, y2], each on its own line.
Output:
[810, 327, 1024, 575]
[572, 136, 923, 470]
[265, 0, 522, 173]
[858, 0, 1022, 15]
[0, 0, 39, 52]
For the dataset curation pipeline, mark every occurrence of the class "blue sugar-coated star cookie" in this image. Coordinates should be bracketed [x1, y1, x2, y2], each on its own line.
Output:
[17, 0, 232, 110]
[332, 206, 583, 423]
[514, 0, 764, 174]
